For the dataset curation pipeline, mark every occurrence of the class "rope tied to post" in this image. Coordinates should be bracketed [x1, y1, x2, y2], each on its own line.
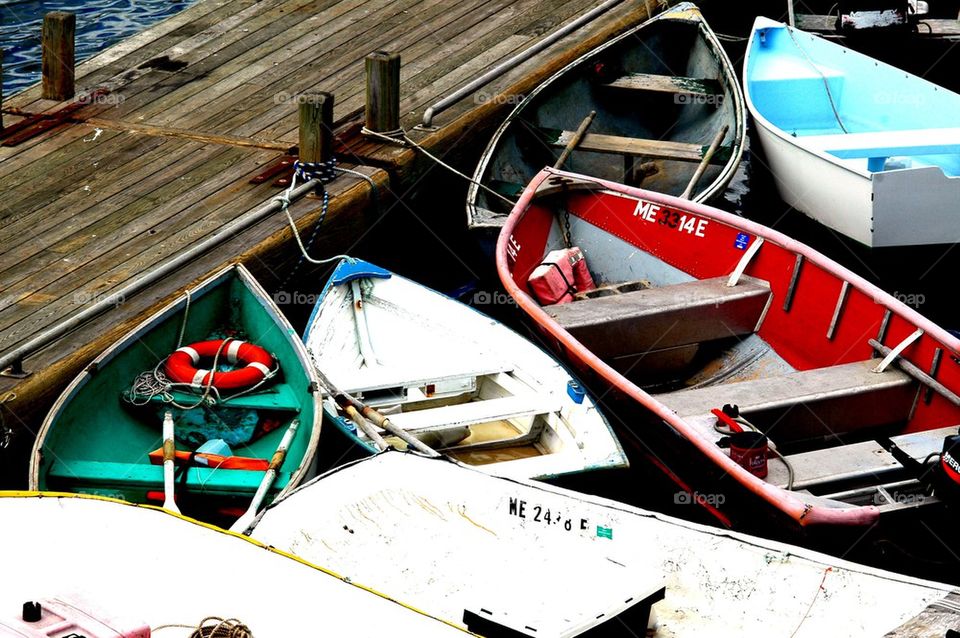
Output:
[361, 126, 515, 206]
[272, 156, 350, 277]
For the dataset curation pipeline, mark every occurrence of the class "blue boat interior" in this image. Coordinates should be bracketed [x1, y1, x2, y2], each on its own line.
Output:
[747, 20, 960, 177]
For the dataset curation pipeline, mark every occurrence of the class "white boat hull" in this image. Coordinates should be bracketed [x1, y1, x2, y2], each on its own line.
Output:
[0, 494, 466, 637]
[753, 119, 960, 247]
[253, 452, 959, 637]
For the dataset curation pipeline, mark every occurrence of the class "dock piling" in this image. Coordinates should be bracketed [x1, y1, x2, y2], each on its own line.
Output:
[298, 91, 334, 164]
[365, 51, 401, 134]
[42, 11, 76, 101]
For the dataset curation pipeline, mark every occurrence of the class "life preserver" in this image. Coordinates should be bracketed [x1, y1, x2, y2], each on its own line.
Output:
[164, 339, 274, 390]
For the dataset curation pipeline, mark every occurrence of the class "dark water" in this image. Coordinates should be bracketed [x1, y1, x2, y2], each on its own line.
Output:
[0, 0, 199, 97]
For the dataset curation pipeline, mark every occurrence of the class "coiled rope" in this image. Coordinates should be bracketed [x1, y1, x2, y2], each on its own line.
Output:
[153, 616, 252, 637]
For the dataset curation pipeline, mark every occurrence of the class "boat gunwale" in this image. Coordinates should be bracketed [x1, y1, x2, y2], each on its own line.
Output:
[466, 1, 747, 231]
[496, 166, 960, 527]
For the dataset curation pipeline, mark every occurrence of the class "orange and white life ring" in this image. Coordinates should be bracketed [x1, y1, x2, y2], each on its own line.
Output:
[165, 339, 274, 390]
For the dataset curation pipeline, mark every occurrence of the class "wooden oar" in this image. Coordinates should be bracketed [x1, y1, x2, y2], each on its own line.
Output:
[229, 418, 300, 534]
[161, 411, 180, 514]
[337, 397, 389, 451]
[314, 368, 439, 457]
[356, 403, 441, 457]
[681, 124, 729, 200]
[553, 110, 596, 169]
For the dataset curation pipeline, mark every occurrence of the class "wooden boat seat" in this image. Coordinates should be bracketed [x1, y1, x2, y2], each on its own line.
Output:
[147, 383, 302, 412]
[544, 276, 771, 360]
[659, 359, 917, 440]
[47, 458, 288, 494]
[604, 72, 722, 97]
[766, 440, 903, 491]
[543, 128, 723, 164]
[890, 425, 960, 463]
[387, 395, 562, 433]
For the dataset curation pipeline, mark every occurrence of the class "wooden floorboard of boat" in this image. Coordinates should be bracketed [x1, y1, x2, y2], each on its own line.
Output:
[0, 0, 677, 484]
[797, 14, 960, 37]
[604, 72, 722, 96]
[884, 591, 960, 637]
[550, 130, 712, 162]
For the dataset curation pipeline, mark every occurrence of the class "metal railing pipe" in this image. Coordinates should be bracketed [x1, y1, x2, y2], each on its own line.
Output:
[421, 0, 627, 127]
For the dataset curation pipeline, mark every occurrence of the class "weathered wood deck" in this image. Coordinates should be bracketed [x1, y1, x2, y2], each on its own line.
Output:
[0, 0, 672, 483]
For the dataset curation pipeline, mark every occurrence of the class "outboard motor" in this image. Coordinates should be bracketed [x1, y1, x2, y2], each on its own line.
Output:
[936, 434, 960, 501]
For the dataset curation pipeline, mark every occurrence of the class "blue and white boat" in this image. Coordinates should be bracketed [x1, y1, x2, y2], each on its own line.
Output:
[302, 258, 628, 481]
[744, 17, 960, 247]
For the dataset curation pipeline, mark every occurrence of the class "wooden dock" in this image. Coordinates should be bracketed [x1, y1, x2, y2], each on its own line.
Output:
[795, 14, 960, 38]
[0, 0, 673, 484]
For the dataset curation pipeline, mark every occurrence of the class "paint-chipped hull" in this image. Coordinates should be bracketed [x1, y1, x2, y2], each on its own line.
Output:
[253, 451, 959, 636]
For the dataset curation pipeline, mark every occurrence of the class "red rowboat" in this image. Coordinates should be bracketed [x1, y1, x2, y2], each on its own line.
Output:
[497, 167, 960, 528]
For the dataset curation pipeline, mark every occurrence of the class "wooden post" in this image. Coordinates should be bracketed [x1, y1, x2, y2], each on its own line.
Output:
[298, 91, 333, 164]
[365, 51, 400, 134]
[42, 11, 76, 101]
[1, 49, 4, 132]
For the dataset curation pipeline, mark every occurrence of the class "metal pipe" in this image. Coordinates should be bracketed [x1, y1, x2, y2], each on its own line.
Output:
[0, 178, 322, 374]
[421, 0, 627, 128]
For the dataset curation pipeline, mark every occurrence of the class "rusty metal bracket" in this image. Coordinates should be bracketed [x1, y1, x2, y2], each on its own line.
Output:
[0, 88, 111, 146]
[249, 155, 295, 186]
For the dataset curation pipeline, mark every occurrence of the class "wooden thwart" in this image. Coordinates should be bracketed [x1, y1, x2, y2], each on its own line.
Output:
[605, 72, 722, 97]
[546, 276, 771, 358]
[767, 440, 901, 491]
[548, 129, 719, 163]
[659, 359, 916, 439]
[388, 395, 561, 431]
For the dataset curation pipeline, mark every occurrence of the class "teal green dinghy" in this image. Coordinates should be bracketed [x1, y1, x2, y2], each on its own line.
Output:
[30, 265, 321, 526]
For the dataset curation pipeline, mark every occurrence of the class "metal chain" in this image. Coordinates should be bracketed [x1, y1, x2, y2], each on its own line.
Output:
[560, 182, 573, 249]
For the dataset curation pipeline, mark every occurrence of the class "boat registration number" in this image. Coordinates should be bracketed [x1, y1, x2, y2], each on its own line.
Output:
[633, 199, 708, 237]
[508, 496, 612, 539]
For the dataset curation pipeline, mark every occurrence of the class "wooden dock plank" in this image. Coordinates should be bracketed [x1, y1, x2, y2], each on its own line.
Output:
[5, 0, 266, 112]
[84, 0, 384, 127]
[126, 0, 446, 131]
[261, 0, 583, 142]
[200, 0, 507, 140]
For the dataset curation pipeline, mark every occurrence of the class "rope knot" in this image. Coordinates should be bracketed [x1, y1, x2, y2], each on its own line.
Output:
[294, 157, 337, 184]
